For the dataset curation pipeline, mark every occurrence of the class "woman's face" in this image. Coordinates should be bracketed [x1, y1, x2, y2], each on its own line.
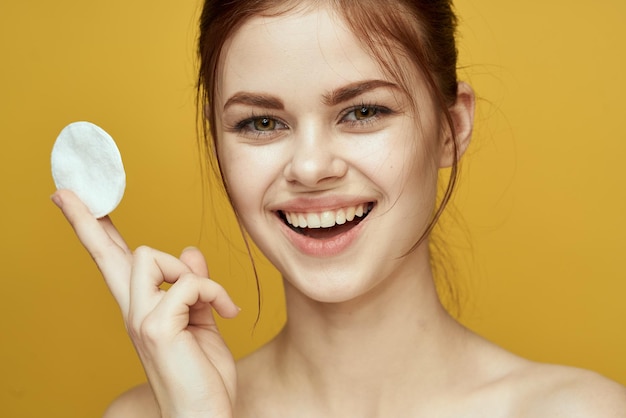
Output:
[215, 6, 446, 303]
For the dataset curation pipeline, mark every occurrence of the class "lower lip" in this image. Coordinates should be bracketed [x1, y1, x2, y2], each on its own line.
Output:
[278, 214, 367, 257]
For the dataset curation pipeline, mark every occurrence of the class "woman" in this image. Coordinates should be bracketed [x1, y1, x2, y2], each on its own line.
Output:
[52, 0, 626, 416]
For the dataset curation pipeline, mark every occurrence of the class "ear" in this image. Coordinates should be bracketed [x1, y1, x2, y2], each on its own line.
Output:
[439, 82, 475, 168]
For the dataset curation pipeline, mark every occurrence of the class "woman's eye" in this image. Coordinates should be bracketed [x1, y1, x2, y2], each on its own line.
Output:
[253, 117, 276, 131]
[353, 106, 377, 120]
[233, 115, 286, 136]
[342, 105, 389, 124]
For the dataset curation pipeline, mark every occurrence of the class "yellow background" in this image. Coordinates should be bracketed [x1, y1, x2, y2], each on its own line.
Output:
[2, 0, 625, 415]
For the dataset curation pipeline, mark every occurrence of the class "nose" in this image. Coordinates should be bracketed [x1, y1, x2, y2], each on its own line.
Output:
[283, 122, 348, 188]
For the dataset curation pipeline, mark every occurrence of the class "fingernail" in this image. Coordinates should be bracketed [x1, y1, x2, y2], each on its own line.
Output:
[50, 192, 63, 209]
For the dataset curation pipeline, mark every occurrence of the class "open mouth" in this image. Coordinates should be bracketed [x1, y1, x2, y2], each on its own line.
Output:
[278, 202, 374, 239]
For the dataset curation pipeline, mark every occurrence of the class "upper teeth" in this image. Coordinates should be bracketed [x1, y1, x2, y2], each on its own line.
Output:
[283, 203, 371, 229]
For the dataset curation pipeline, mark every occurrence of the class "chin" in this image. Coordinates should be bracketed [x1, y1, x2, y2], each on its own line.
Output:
[279, 262, 384, 305]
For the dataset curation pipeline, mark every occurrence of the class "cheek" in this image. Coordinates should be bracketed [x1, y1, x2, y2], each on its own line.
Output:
[221, 157, 254, 215]
[218, 143, 281, 215]
[379, 138, 442, 228]
[358, 128, 438, 194]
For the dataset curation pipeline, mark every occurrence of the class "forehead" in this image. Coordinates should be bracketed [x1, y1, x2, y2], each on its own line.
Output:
[217, 7, 389, 104]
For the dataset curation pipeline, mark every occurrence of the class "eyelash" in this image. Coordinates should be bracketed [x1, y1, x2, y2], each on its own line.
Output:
[230, 103, 394, 139]
[229, 112, 287, 140]
[340, 103, 394, 128]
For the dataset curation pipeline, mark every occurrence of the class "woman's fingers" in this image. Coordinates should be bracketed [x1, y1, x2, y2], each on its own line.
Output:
[98, 215, 130, 253]
[148, 273, 240, 335]
[129, 246, 191, 322]
[130, 247, 239, 328]
[52, 189, 132, 308]
[176, 249, 240, 320]
[180, 247, 209, 278]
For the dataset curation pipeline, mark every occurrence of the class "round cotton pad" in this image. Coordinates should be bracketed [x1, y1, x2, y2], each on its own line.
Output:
[51, 121, 126, 218]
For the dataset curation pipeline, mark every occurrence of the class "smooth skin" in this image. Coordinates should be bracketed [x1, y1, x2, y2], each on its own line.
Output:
[53, 4, 626, 418]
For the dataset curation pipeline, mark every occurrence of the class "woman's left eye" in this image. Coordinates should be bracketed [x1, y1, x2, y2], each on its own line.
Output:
[341, 105, 391, 125]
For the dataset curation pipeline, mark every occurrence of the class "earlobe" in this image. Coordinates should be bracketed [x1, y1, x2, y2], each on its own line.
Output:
[439, 81, 475, 168]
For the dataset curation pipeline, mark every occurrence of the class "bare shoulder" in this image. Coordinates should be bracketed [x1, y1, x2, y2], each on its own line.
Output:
[102, 383, 160, 418]
[514, 362, 626, 417]
[461, 337, 626, 417]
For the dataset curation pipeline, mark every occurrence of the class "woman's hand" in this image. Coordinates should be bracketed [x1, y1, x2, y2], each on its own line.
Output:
[52, 189, 239, 418]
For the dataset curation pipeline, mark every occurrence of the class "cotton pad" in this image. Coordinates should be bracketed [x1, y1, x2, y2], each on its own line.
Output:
[51, 121, 126, 218]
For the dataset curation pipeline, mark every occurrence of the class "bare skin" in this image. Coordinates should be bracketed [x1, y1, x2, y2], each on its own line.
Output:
[54, 4, 626, 418]
[103, 334, 626, 417]
[102, 322, 626, 417]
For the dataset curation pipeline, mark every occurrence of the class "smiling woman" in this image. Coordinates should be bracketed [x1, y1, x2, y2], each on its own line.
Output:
[213, 8, 465, 308]
[47, 0, 626, 417]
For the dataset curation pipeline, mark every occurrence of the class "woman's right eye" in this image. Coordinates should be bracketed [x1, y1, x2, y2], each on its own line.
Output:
[252, 117, 276, 131]
[235, 116, 287, 138]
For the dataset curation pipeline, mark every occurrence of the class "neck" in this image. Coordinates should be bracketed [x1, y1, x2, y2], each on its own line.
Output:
[270, 245, 469, 412]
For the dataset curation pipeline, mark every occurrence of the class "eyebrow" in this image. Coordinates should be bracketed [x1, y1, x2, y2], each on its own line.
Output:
[222, 79, 400, 112]
[322, 79, 400, 106]
[223, 93, 284, 112]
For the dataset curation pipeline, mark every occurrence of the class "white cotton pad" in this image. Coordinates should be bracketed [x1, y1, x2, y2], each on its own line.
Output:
[51, 121, 126, 218]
